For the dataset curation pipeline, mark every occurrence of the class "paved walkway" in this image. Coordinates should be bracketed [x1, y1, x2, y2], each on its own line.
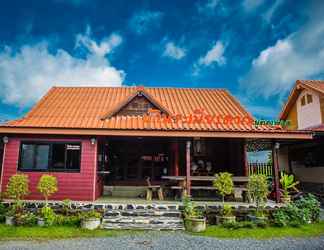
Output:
[1, 233, 324, 250]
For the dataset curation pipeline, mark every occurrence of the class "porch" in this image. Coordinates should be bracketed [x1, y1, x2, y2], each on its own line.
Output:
[95, 136, 284, 202]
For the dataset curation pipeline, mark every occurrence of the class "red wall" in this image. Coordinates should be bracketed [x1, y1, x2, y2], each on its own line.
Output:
[0, 137, 100, 201]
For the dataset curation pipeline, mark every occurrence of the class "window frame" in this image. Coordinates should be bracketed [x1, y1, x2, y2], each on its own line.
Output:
[306, 94, 313, 104]
[301, 95, 306, 106]
[18, 141, 82, 172]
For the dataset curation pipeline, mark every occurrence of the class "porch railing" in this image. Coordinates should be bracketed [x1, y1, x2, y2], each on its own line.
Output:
[248, 163, 273, 177]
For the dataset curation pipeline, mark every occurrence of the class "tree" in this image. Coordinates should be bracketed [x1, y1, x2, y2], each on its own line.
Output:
[37, 175, 58, 206]
[213, 172, 234, 203]
[6, 174, 29, 201]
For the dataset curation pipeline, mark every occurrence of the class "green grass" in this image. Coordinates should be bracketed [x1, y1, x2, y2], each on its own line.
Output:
[0, 225, 142, 240]
[192, 221, 324, 239]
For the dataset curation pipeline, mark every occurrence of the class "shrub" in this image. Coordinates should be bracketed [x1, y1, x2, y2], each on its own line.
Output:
[6, 174, 29, 201]
[55, 214, 81, 226]
[273, 194, 320, 227]
[37, 175, 58, 206]
[213, 172, 234, 203]
[248, 174, 269, 217]
[15, 212, 37, 226]
[182, 195, 203, 218]
[61, 199, 72, 215]
[40, 206, 56, 226]
[222, 204, 234, 217]
[0, 203, 5, 222]
[79, 210, 102, 220]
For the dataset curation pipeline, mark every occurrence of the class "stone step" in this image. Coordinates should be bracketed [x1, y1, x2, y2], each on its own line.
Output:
[102, 216, 183, 224]
[96, 204, 181, 211]
[104, 209, 182, 218]
[101, 223, 184, 230]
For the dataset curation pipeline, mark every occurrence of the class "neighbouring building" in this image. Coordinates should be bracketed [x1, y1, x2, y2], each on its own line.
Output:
[279, 80, 324, 198]
[0, 86, 311, 201]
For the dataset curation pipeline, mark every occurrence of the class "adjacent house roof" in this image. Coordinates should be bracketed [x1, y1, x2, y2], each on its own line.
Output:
[0, 86, 312, 139]
[280, 80, 324, 120]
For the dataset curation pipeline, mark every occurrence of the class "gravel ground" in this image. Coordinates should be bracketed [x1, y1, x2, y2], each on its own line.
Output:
[1, 232, 324, 250]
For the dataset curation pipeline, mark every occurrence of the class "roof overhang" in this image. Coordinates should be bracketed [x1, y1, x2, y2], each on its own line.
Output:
[0, 126, 313, 140]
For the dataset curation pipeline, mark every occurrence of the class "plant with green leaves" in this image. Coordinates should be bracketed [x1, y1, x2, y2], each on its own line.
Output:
[213, 172, 234, 203]
[37, 175, 58, 206]
[222, 204, 234, 217]
[280, 172, 299, 201]
[182, 195, 203, 218]
[247, 174, 269, 218]
[6, 174, 29, 202]
[40, 206, 56, 226]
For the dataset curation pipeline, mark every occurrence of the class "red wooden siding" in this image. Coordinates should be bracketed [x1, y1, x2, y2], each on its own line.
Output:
[0, 137, 99, 201]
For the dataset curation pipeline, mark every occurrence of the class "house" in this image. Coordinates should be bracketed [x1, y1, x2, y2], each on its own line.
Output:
[279, 80, 324, 197]
[0, 86, 311, 201]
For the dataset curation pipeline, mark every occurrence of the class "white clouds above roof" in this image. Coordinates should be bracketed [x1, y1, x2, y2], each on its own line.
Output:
[240, 1, 324, 99]
[0, 29, 124, 107]
[162, 42, 186, 60]
[129, 10, 163, 35]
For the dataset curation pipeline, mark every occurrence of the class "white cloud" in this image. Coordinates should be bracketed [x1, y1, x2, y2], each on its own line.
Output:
[0, 30, 125, 107]
[197, 0, 220, 14]
[162, 42, 186, 60]
[240, 1, 324, 99]
[242, 0, 265, 12]
[199, 41, 226, 66]
[129, 10, 163, 35]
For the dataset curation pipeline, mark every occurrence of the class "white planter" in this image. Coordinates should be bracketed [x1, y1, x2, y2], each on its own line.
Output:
[81, 218, 101, 230]
[37, 218, 45, 227]
[5, 216, 15, 226]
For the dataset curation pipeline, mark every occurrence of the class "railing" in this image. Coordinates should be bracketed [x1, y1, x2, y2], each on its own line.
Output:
[248, 163, 273, 176]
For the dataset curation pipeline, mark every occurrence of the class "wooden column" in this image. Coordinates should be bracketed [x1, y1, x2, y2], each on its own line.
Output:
[172, 141, 179, 176]
[186, 140, 191, 196]
[243, 140, 249, 176]
[272, 142, 281, 203]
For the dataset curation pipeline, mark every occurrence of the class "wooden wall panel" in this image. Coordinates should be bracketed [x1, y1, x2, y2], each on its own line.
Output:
[286, 102, 298, 130]
[0, 137, 97, 201]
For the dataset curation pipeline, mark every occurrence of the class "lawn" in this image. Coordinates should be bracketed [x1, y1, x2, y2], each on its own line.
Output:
[1, 222, 324, 241]
[0, 225, 141, 240]
[192, 221, 324, 239]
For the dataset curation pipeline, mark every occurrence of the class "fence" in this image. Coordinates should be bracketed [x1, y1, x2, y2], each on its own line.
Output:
[248, 163, 273, 177]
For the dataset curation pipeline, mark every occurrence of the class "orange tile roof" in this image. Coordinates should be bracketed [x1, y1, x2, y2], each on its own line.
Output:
[1, 86, 296, 134]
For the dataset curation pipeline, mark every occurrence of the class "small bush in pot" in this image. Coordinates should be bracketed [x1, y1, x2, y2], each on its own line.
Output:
[280, 172, 299, 203]
[182, 196, 206, 232]
[247, 174, 269, 223]
[80, 210, 102, 230]
[213, 172, 235, 224]
[5, 174, 29, 226]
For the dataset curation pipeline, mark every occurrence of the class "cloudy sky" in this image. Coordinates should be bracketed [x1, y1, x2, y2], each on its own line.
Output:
[0, 0, 323, 121]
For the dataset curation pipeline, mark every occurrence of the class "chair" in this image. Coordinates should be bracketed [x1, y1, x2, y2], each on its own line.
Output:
[145, 177, 164, 201]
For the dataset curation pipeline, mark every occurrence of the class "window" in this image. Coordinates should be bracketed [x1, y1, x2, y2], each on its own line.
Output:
[307, 94, 313, 104]
[301, 96, 306, 106]
[19, 142, 81, 172]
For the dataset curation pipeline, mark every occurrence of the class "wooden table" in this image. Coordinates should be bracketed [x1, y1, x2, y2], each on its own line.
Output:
[162, 175, 249, 200]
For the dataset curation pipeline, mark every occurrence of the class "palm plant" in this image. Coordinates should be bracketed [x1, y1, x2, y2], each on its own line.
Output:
[280, 172, 299, 201]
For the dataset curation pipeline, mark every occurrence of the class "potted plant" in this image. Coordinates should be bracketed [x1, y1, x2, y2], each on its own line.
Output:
[5, 174, 29, 226]
[37, 174, 58, 226]
[182, 195, 206, 232]
[80, 210, 102, 230]
[213, 172, 236, 224]
[280, 172, 299, 203]
[247, 174, 269, 223]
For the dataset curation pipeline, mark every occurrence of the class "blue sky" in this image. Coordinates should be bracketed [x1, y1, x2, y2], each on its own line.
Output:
[0, 0, 323, 122]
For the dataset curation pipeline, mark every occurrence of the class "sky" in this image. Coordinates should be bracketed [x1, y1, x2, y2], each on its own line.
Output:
[0, 0, 323, 122]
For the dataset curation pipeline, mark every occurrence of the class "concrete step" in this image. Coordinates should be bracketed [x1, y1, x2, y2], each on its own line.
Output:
[101, 222, 184, 230]
[102, 216, 183, 224]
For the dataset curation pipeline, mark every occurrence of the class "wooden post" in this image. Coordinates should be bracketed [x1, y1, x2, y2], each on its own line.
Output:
[272, 142, 281, 203]
[243, 140, 249, 176]
[186, 140, 191, 196]
[172, 141, 179, 176]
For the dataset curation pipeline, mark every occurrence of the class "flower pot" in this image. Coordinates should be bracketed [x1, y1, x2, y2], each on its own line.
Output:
[37, 218, 45, 227]
[5, 216, 15, 226]
[247, 214, 267, 223]
[281, 196, 291, 203]
[81, 218, 101, 230]
[215, 215, 236, 224]
[184, 217, 206, 232]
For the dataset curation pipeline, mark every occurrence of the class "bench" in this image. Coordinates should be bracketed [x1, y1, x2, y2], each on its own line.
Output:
[145, 177, 164, 201]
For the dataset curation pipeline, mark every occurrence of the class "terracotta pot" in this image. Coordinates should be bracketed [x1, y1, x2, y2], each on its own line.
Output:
[184, 217, 206, 232]
[215, 215, 236, 224]
[81, 218, 101, 230]
[5, 216, 15, 226]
